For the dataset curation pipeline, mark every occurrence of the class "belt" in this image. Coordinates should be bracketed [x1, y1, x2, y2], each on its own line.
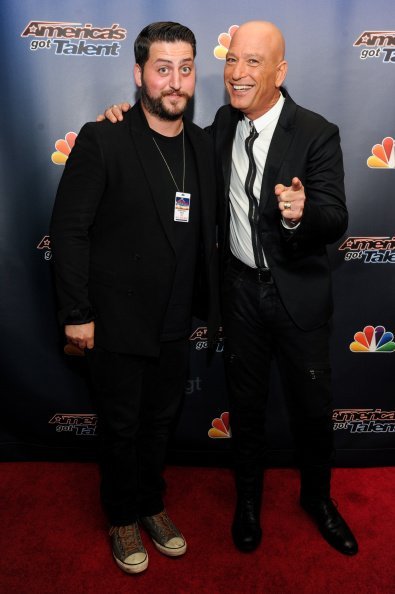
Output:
[229, 254, 272, 284]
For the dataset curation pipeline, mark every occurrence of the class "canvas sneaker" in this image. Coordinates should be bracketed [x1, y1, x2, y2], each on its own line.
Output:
[140, 510, 187, 556]
[109, 523, 148, 573]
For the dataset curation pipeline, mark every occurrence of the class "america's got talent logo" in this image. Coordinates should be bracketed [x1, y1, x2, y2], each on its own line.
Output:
[333, 408, 395, 433]
[49, 413, 97, 436]
[338, 235, 395, 264]
[354, 31, 395, 63]
[21, 20, 127, 57]
[189, 326, 224, 352]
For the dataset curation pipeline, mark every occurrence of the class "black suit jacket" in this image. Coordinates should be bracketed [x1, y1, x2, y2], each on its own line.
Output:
[50, 102, 220, 356]
[209, 89, 348, 331]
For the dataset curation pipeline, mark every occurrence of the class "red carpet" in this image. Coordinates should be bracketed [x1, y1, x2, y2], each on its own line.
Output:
[1, 464, 394, 594]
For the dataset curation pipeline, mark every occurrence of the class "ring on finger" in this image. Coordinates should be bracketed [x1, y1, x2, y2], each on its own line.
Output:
[283, 201, 292, 210]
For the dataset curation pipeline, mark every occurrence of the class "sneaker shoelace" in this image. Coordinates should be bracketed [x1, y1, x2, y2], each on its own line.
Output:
[152, 511, 180, 539]
[109, 524, 143, 556]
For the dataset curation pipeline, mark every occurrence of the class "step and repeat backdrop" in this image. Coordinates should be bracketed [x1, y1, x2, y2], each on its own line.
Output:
[1, 0, 394, 465]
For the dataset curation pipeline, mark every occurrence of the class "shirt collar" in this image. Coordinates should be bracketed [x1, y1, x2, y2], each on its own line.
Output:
[244, 91, 285, 134]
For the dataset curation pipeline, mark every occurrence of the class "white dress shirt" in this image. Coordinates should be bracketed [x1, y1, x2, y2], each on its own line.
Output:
[229, 92, 286, 269]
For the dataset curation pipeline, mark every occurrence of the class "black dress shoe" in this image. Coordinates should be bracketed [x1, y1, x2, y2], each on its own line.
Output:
[232, 497, 262, 552]
[301, 498, 358, 555]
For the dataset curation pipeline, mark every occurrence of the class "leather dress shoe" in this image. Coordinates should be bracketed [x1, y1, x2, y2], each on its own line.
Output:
[301, 498, 358, 555]
[232, 497, 262, 552]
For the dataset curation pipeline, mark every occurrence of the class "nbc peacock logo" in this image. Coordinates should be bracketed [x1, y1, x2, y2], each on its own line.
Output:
[208, 411, 231, 438]
[367, 136, 395, 168]
[51, 131, 77, 165]
[213, 25, 239, 59]
[349, 325, 395, 352]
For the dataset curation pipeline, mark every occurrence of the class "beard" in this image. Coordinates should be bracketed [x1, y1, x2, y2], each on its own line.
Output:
[141, 79, 192, 121]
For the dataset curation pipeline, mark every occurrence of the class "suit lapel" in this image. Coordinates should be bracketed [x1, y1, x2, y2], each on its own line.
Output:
[183, 120, 206, 222]
[127, 103, 176, 251]
[184, 118, 218, 239]
[259, 93, 297, 212]
[222, 109, 240, 196]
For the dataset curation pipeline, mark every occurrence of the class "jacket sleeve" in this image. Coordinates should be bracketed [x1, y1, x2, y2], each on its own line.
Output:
[289, 122, 348, 246]
[49, 123, 106, 325]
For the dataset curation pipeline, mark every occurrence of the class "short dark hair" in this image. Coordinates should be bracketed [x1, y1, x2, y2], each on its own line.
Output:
[134, 21, 196, 68]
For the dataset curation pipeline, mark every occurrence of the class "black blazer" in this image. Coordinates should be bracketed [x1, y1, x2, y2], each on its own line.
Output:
[209, 89, 348, 331]
[50, 103, 220, 356]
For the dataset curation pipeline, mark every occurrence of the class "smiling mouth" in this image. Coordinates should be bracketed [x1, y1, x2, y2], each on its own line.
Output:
[230, 84, 253, 92]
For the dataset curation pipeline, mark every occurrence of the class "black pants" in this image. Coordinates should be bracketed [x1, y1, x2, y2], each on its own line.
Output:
[86, 339, 189, 525]
[223, 256, 334, 494]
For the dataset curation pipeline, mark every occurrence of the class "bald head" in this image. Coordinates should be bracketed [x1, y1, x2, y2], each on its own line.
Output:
[224, 20, 288, 120]
[230, 21, 285, 63]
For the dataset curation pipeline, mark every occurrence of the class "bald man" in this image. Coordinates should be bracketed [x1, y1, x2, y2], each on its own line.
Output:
[100, 20, 357, 557]
[210, 21, 357, 556]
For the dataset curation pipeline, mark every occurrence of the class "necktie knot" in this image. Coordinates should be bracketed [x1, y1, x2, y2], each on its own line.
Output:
[247, 120, 258, 142]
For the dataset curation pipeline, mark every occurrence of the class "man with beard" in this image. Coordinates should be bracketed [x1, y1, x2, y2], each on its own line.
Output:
[50, 22, 219, 574]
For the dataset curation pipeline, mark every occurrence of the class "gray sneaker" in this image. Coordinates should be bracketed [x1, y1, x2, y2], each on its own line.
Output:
[109, 523, 148, 573]
[140, 510, 187, 557]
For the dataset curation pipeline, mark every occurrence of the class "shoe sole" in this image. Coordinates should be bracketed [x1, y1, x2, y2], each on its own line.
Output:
[113, 552, 149, 574]
[152, 538, 187, 557]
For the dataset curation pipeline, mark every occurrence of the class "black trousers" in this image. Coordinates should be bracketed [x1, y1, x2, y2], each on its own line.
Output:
[223, 256, 334, 495]
[86, 339, 189, 525]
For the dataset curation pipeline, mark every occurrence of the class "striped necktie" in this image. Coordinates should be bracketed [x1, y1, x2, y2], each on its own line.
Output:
[245, 121, 265, 268]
